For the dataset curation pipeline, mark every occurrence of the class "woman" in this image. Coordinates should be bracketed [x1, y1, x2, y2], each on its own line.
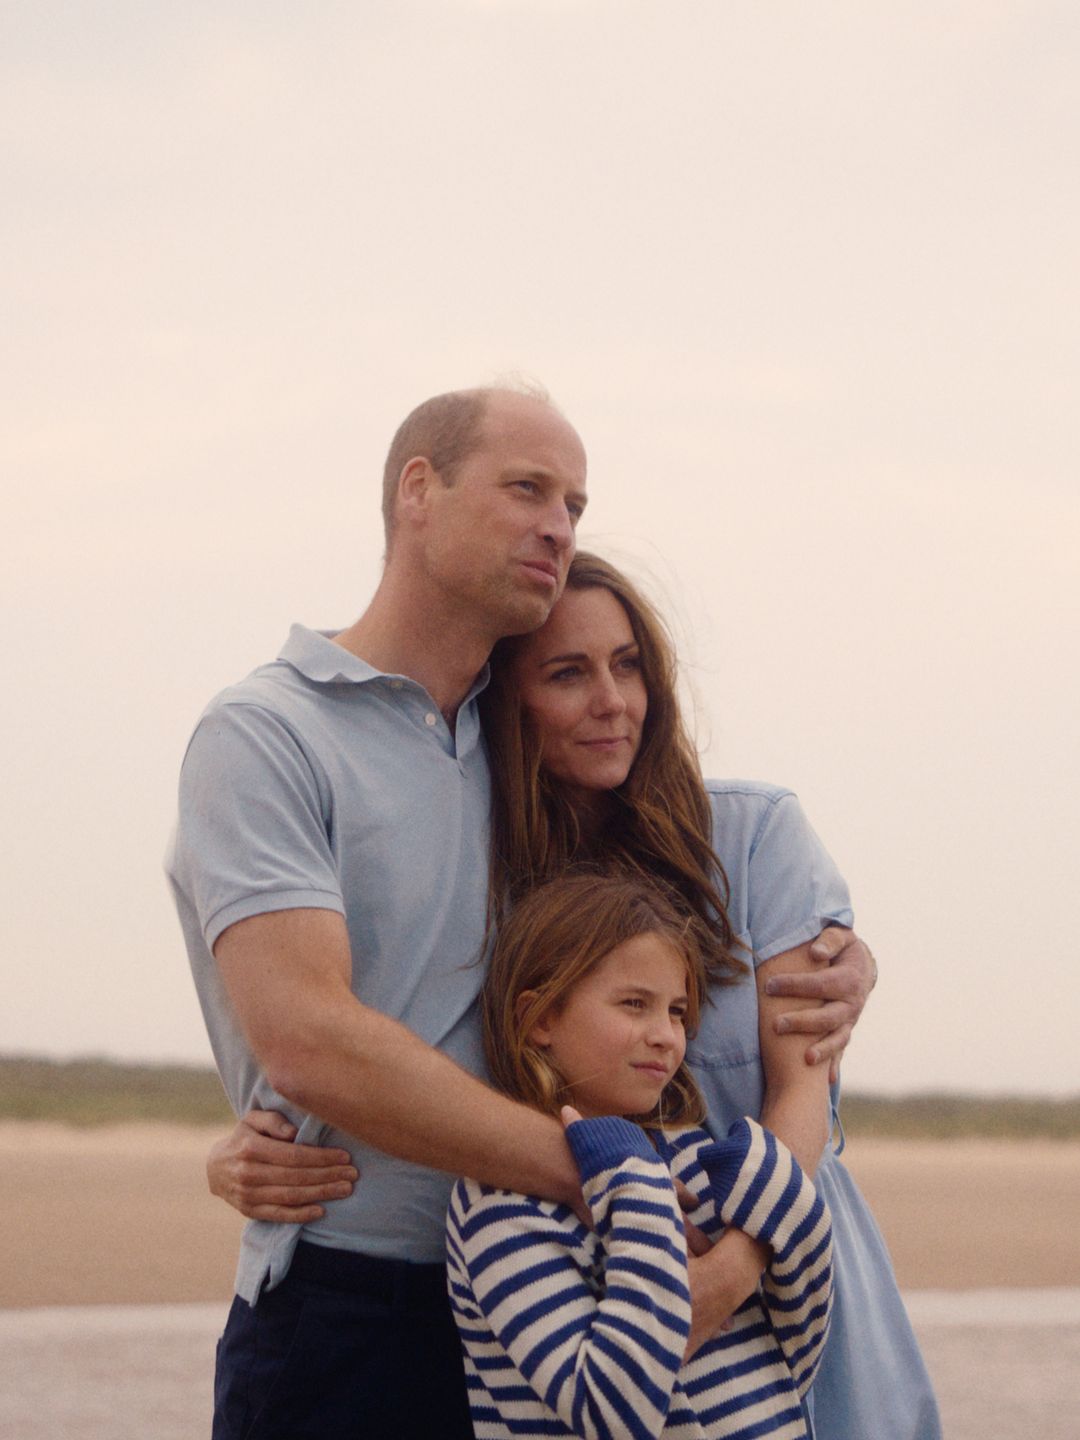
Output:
[212, 553, 940, 1440]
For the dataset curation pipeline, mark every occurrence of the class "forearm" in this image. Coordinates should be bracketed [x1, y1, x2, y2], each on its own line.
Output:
[266, 993, 579, 1206]
[693, 1118, 833, 1386]
[757, 944, 833, 1174]
[759, 1072, 831, 1176]
[685, 1226, 768, 1359]
[215, 909, 580, 1208]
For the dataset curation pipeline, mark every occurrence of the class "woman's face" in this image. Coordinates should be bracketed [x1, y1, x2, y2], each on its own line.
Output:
[512, 585, 648, 796]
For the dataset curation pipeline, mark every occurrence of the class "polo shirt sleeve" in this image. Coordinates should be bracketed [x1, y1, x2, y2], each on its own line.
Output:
[745, 791, 854, 964]
[173, 702, 345, 951]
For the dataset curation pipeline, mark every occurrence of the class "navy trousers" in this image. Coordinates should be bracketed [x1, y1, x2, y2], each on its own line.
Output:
[213, 1242, 475, 1439]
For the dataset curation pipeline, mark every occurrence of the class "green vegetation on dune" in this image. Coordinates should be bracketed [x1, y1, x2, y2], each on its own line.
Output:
[837, 1092, 1080, 1141]
[1, 1056, 1078, 1137]
[0, 1056, 233, 1126]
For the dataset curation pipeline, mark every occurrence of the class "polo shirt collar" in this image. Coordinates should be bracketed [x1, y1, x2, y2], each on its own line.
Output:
[277, 624, 491, 704]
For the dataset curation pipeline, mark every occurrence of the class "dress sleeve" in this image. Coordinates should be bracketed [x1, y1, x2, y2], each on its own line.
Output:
[171, 702, 345, 949]
[744, 791, 854, 963]
[448, 1116, 690, 1440]
[695, 1118, 834, 1397]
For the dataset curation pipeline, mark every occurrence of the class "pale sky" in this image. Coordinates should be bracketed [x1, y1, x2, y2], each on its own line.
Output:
[5, 2, 1078, 1096]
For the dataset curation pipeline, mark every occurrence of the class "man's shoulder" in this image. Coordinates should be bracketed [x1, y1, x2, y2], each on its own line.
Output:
[201, 659, 307, 722]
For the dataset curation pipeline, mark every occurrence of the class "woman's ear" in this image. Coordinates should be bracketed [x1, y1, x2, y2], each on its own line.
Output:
[515, 989, 554, 1048]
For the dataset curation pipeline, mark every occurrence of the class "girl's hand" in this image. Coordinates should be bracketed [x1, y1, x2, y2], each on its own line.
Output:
[559, 1105, 584, 1128]
[206, 1110, 358, 1223]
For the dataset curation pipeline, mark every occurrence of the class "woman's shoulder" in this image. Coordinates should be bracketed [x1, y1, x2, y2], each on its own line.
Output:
[703, 777, 797, 807]
[702, 778, 806, 854]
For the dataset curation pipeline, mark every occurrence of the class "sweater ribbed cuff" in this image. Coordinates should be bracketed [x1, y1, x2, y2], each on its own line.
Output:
[695, 1117, 755, 1209]
[566, 1115, 658, 1183]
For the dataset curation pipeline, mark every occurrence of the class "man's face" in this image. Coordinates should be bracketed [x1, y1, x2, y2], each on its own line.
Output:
[422, 393, 588, 639]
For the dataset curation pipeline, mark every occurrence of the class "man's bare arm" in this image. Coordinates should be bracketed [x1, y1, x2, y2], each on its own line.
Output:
[213, 907, 580, 1208]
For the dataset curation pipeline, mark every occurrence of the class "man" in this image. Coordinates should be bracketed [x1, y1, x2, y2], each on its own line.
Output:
[168, 385, 872, 1439]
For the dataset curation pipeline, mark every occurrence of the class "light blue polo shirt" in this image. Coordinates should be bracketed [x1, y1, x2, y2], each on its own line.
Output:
[166, 625, 492, 1300]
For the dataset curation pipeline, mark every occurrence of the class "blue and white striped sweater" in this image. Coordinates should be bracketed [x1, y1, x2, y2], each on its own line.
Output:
[446, 1116, 833, 1439]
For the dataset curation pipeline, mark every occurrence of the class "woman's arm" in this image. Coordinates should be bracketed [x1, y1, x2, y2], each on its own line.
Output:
[767, 927, 878, 1079]
[207, 1111, 357, 1223]
[757, 942, 834, 1174]
[679, 952, 831, 1353]
[447, 1112, 690, 1440]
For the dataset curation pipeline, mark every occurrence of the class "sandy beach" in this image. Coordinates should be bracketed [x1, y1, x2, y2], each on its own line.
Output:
[2, 1123, 1079, 1439]
[2, 1121, 1078, 1306]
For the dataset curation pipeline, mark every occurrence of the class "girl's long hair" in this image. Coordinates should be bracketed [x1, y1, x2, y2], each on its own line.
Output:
[480, 551, 744, 984]
[483, 871, 708, 1128]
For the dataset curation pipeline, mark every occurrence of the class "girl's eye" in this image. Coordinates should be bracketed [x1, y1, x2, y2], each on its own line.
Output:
[670, 1009, 688, 1025]
[549, 665, 582, 682]
[620, 997, 645, 1010]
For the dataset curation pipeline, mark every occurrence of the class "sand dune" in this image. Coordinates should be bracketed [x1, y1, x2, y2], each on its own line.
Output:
[2, 1122, 1078, 1307]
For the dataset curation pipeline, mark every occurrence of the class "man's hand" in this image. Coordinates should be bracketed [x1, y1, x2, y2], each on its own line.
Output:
[763, 928, 877, 1080]
[206, 1110, 358, 1223]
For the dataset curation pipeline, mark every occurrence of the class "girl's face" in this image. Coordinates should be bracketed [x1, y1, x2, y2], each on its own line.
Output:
[528, 933, 689, 1119]
[512, 586, 648, 797]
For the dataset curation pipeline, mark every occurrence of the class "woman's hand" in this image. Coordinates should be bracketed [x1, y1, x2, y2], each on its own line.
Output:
[207, 1110, 358, 1223]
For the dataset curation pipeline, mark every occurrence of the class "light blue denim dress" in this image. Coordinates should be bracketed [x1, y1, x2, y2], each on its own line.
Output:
[689, 781, 941, 1440]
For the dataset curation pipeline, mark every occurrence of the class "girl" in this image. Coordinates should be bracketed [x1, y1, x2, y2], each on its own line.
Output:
[447, 869, 832, 1440]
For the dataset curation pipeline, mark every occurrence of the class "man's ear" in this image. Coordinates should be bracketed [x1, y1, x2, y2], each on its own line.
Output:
[395, 456, 438, 527]
[515, 989, 554, 1048]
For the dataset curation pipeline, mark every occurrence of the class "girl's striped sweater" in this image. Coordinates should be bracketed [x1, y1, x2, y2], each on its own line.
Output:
[445, 1116, 832, 1440]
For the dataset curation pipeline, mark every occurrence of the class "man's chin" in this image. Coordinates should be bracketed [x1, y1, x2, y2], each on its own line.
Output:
[494, 593, 556, 639]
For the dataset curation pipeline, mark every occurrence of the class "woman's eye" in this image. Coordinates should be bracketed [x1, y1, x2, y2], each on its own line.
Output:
[549, 666, 582, 682]
[621, 998, 645, 1010]
[616, 654, 641, 674]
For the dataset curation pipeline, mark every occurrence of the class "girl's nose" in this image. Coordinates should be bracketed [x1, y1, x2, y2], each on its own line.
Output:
[646, 1014, 677, 1048]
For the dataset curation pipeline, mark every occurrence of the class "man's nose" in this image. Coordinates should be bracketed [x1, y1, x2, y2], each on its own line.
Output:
[540, 498, 576, 552]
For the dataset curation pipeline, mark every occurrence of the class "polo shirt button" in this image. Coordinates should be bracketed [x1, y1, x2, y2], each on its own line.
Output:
[424, 712, 438, 727]
[390, 680, 403, 691]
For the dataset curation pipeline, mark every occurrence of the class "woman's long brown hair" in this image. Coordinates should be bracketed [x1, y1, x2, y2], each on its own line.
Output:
[480, 552, 744, 984]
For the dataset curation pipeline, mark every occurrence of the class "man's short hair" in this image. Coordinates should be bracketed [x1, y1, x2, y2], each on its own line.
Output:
[381, 390, 488, 544]
[380, 380, 554, 546]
